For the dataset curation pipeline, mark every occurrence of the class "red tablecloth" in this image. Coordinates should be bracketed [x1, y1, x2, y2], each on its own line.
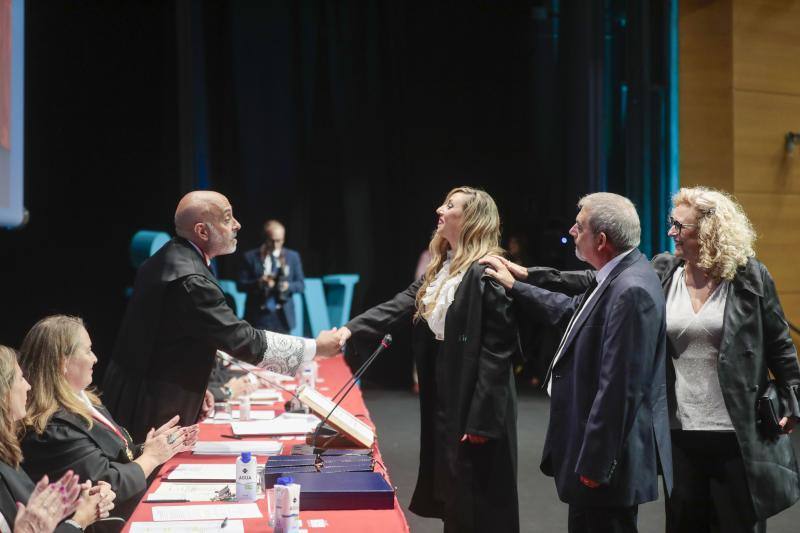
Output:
[123, 356, 409, 532]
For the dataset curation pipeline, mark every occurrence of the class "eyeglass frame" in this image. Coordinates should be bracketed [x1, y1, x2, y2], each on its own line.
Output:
[667, 216, 698, 235]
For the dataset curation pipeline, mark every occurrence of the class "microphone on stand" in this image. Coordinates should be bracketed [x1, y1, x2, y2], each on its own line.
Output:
[309, 334, 392, 449]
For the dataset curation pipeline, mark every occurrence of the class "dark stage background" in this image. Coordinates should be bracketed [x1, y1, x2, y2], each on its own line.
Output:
[0, 1, 675, 387]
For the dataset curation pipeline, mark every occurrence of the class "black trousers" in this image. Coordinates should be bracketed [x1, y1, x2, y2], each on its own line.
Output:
[568, 504, 638, 533]
[666, 430, 765, 533]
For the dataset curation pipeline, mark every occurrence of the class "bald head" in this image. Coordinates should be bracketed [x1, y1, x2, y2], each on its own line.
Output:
[174, 191, 241, 258]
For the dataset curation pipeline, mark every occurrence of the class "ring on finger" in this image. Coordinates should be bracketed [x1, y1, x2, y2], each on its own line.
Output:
[167, 432, 177, 445]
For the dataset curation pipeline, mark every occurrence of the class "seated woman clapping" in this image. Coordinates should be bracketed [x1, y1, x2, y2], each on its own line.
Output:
[0, 345, 114, 532]
[18, 315, 199, 521]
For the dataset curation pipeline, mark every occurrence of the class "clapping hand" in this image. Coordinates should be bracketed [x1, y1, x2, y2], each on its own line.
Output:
[14, 472, 82, 533]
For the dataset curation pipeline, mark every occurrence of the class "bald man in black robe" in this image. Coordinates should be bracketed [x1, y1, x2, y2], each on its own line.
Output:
[103, 191, 341, 441]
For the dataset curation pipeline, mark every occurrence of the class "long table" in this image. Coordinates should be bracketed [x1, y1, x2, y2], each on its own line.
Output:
[124, 355, 410, 532]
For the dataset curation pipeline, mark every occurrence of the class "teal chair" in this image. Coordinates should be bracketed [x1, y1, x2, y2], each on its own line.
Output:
[323, 274, 360, 328]
[302, 278, 331, 337]
[130, 230, 170, 268]
[290, 293, 305, 337]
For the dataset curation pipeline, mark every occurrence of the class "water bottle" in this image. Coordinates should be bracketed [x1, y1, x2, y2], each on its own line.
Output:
[300, 361, 317, 391]
[274, 476, 300, 533]
[235, 452, 258, 501]
[239, 395, 251, 421]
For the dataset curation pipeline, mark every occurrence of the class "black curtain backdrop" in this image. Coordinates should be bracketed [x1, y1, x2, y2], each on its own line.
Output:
[0, 1, 673, 388]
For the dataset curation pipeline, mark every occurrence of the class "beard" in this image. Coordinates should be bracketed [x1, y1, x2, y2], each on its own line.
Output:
[208, 224, 237, 256]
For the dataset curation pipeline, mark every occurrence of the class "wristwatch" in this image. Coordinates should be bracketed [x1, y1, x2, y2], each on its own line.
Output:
[221, 385, 233, 400]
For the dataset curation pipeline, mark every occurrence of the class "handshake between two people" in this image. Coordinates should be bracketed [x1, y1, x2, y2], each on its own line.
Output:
[314, 327, 353, 358]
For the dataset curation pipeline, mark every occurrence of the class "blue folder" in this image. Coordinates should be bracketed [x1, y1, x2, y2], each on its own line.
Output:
[285, 471, 395, 510]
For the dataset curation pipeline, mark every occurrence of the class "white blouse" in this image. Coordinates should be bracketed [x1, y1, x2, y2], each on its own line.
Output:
[666, 266, 733, 431]
[420, 255, 465, 341]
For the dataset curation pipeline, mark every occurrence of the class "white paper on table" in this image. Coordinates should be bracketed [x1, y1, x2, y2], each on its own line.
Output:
[193, 440, 281, 456]
[130, 520, 245, 532]
[152, 503, 262, 522]
[201, 410, 276, 424]
[245, 389, 283, 402]
[146, 483, 234, 502]
[166, 464, 237, 481]
[231, 414, 318, 436]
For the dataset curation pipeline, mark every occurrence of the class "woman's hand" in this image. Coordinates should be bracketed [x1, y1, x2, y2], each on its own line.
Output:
[87, 481, 116, 519]
[13, 472, 81, 533]
[460, 433, 489, 445]
[779, 416, 797, 434]
[152, 415, 180, 438]
[225, 375, 258, 399]
[71, 481, 105, 529]
[143, 426, 193, 464]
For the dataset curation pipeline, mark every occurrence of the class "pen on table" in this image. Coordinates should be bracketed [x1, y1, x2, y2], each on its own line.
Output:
[221, 434, 242, 439]
[144, 499, 189, 503]
[220, 517, 228, 529]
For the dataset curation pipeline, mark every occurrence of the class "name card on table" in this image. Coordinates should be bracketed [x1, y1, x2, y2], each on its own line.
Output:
[130, 520, 245, 532]
[151, 503, 262, 521]
[193, 440, 281, 456]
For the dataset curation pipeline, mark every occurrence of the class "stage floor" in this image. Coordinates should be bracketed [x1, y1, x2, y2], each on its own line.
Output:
[364, 386, 800, 533]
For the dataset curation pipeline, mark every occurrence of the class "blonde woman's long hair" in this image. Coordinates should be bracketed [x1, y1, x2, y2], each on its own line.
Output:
[414, 186, 504, 320]
[19, 315, 101, 434]
[673, 186, 756, 281]
[0, 345, 23, 466]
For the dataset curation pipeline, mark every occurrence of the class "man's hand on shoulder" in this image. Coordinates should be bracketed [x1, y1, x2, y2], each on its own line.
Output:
[479, 255, 525, 290]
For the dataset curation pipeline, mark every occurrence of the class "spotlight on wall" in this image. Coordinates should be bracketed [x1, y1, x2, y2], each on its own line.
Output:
[786, 132, 800, 155]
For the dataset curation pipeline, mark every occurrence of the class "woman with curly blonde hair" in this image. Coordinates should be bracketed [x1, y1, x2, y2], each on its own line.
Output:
[651, 186, 800, 532]
[338, 186, 521, 532]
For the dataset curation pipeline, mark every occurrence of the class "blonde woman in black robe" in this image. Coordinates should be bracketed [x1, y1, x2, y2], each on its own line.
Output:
[339, 186, 521, 533]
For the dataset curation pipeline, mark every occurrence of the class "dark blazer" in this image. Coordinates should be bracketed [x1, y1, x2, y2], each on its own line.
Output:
[237, 246, 305, 331]
[103, 238, 270, 441]
[652, 253, 800, 519]
[0, 461, 81, 532]
[512, 249, 673, 507]
[21, 406, 147, 521]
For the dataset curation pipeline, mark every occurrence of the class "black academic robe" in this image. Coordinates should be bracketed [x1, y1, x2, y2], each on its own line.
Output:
[103, 237, 271, 441]
[0, 461, 81, 532]
[346, 262, 521, 533]
[21, 406, 147, 521]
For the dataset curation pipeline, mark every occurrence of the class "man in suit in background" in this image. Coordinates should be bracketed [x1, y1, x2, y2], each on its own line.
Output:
[103, 191, 341, 441]
[238, 219, 304, 334]
[482, 193, 672, 533]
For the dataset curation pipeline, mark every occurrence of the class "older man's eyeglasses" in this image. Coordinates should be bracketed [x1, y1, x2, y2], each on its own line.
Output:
[668, 216, 698, 234]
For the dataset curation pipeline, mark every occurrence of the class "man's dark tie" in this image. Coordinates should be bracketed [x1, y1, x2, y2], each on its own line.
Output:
[542, 277, 599, 390]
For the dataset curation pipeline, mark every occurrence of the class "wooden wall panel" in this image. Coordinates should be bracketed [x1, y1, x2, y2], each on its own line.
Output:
[733, 0, 800, 95]
[679, 0, 734, 190]
[737, 192, 800, 294]
[777, 293, 800, 347]
[733, 90, 800, 193]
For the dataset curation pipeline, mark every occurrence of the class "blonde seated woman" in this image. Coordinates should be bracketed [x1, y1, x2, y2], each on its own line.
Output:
[18, 316, 199, 522]
[338, 187, 522, 533]
[0, 345, 115, 533]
